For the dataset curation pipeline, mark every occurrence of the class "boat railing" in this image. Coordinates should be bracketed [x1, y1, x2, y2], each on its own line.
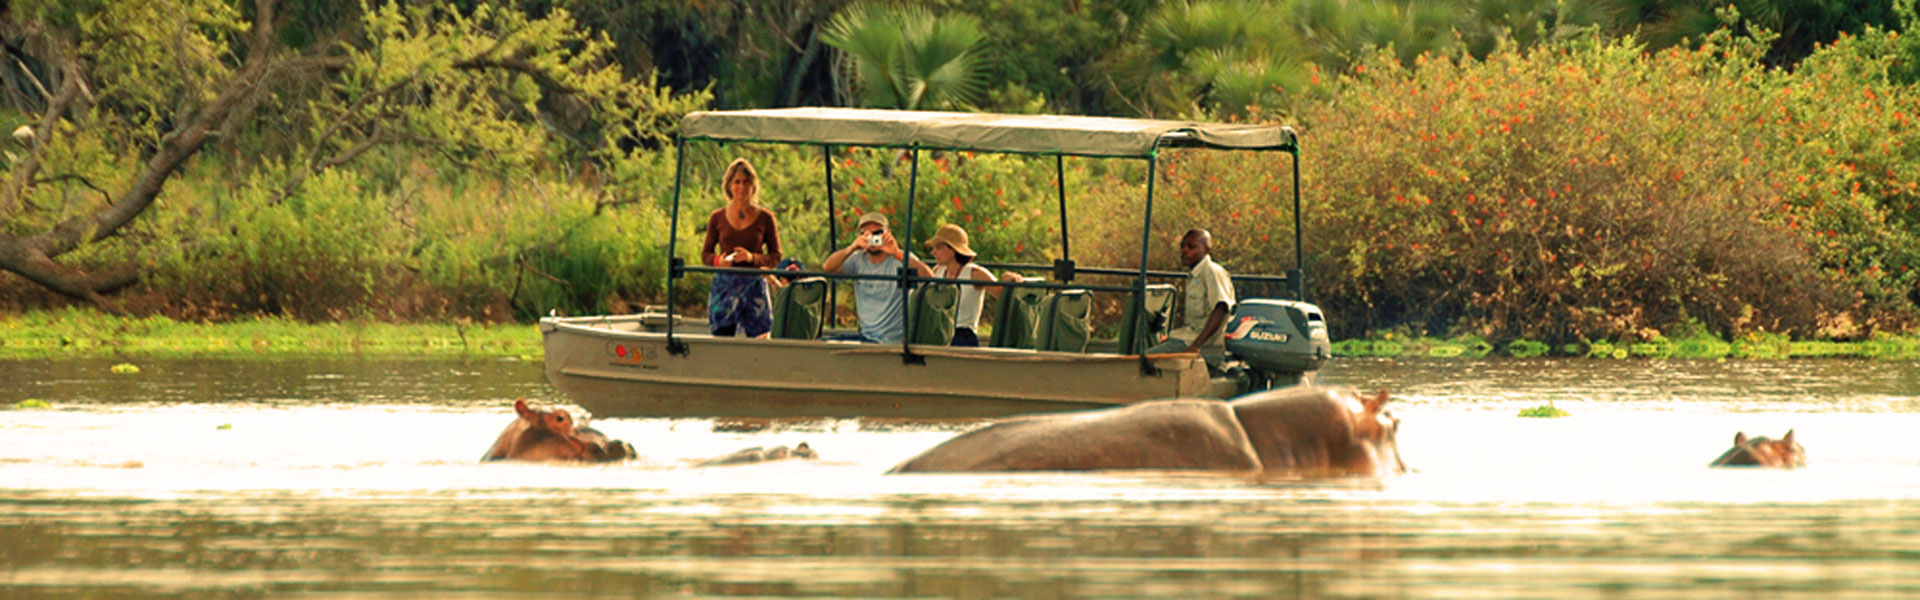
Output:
[977, 260, 1299, 292]
[678, 264, 1140, 296]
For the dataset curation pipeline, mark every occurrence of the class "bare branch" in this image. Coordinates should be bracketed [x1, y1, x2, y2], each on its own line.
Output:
[0, 74, 78, 216]
[9, 56, 52, 102]
[31, 173, 115, 206]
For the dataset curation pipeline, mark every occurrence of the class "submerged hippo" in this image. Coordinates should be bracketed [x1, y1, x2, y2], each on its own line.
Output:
[888, 385, 1403, 477]
[1709, 430, 1805, 468]
[481, 398, 635, 462]
[693, 442, 819, 467]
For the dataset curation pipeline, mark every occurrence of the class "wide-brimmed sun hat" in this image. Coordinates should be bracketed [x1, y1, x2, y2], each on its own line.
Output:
[924, 223, 976, 257]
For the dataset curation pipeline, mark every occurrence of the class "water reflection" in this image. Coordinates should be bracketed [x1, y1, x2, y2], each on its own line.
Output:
[3, 357, 1920, 598]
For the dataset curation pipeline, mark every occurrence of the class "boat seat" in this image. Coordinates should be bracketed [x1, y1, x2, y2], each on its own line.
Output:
[908, 283, 959, 345]
[770, 277, 828, 340]
[990, 286, 1049, 349]
[1034, 289, 1093, 353]
[1116, 283, 1177, 354]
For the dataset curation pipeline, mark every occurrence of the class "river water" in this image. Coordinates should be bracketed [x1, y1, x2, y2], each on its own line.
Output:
[3, 357, 1919, 598]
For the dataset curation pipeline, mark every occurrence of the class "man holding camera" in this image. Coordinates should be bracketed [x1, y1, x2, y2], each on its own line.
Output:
[822, 212, 932, 344]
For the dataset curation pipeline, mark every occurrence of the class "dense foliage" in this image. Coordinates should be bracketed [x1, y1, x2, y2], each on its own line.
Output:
[2, 0, 1918, 348]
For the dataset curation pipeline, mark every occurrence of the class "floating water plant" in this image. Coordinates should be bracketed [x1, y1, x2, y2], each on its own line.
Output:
[1519, 403, 1570, 418]
[110, 363, 140, 374]
[11, 399, 51, 409]
[1505, 339, 1550, 358]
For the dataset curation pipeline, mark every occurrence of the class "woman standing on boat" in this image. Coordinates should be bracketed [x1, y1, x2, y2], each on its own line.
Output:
[701, 158, 783, 338]
[925, 224, 996, 347]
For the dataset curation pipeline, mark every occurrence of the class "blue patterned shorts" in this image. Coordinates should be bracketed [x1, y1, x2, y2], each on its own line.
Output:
[709, 273, 771, 337]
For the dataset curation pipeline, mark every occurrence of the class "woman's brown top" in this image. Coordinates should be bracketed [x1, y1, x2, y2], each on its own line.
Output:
[701, 207, 782, 268]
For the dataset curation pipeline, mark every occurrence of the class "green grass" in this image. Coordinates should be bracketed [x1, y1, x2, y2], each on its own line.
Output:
[0, 309, 540, 359]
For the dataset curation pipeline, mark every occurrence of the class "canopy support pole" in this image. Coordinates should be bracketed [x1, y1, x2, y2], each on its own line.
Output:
[900, 146, 924, 365]
[1136, 151, 1161, 377]
[1290, 147, 1305, 300]
[824, 145, 840, 328]
[1056, 155, 1071, 261]
[665, 136, 690, 356]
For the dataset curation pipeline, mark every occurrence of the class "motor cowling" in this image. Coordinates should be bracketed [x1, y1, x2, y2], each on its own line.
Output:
[1223, 299, 1331, 382]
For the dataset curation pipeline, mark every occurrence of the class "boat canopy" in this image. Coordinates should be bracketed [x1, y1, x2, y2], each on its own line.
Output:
[679, 107, 1297, 158]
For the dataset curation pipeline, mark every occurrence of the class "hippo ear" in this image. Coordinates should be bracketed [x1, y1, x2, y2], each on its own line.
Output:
[1781, 429, 1794, 444]
[796, 441, 811, 451]
[1363, 389, 1390, 414]
[514, 398, 535, 419]
[1733, 432, 1748, 446]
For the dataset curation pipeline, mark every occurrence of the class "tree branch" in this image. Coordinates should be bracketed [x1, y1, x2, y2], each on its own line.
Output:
[0, 74, 78, 216]
[30, 0, 284, 260]
[31, 173, 115, 206]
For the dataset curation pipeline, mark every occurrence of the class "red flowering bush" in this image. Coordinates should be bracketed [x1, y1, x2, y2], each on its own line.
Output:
[1076, 32, 1920, 343]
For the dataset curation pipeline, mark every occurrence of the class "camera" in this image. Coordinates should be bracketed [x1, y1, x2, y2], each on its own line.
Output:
[869, 234, 885, 248]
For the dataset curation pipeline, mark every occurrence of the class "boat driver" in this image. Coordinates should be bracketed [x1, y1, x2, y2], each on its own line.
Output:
[821, 212, 933, 344]
[1147, 228, 1235, 366]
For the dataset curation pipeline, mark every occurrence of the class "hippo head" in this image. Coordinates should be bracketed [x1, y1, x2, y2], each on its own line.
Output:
[1349, 390, 1405, 476]
[770, 442, 818, 461]
[516, 398, 578, 437]
[1711, 430, 1805, 468]
[483, 398, 632, 463]
[1228, 386, 1405, 478]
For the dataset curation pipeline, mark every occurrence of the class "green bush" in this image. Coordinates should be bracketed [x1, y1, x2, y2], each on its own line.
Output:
[148, 168, 408, 321]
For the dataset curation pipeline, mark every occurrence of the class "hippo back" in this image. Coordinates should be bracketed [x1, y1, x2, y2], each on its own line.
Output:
[574, 426, 636, 461]
[1228, 386, 1404, 477]
[695, 442, 818, 467]
[889, 399, 1260, 473]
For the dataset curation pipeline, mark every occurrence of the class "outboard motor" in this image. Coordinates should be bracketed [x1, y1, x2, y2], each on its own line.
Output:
[1222, 299, 1331, 392]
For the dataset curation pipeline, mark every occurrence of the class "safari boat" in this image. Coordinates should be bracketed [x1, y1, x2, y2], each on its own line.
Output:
[539, 108, 1330, 419]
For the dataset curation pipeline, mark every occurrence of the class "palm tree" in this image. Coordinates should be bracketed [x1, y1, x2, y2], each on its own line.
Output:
[819, 3, 990, 110]
[1102, 0, 1309, 118]
[1585, 0, 1901, 66]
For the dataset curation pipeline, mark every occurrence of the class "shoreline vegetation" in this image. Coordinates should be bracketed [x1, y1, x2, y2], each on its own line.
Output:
[3, 2, 1919, 349]
[4, 310, 1915, 361]
[0, 310, 538, 360]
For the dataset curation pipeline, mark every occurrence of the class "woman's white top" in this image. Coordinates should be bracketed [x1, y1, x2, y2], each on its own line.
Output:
[933, 263, 993, 330]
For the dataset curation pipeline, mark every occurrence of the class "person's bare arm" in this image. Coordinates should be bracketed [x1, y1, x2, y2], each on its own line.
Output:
[822, 240, 861, 273]
[969, 264, 996, 290]
[989, 271, 1024, 297]
[1185, 302, 1231, 353]
[906, 254, 933, 277]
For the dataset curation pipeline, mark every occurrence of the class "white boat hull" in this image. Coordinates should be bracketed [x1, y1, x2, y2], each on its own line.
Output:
[539, 315, 1222, 419]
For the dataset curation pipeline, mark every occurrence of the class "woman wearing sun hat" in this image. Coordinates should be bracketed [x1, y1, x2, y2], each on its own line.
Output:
[925, 223, 997, 346]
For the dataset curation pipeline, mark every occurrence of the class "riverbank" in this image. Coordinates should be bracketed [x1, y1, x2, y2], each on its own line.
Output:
[0, 309, 537, 360]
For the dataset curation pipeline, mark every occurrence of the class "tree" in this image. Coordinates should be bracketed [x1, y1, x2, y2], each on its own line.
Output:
[0, 0, 706, 308]
[819, 2, 990, 110]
